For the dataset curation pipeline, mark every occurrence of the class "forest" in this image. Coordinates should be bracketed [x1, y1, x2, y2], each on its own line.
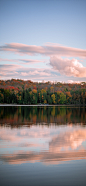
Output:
[0, 79, 86, 105]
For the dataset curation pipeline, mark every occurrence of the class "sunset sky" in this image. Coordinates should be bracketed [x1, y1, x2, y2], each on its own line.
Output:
[0, 0, 86, 83]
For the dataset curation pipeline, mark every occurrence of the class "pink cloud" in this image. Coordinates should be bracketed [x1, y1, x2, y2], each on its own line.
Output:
[50, 56, 86, 77]
[0, 43, 86, 58]
[0, 42, 86, 79]
[21, 72, 28, 76]
[19, 59, 46, 63]
[67, 80, 81, 84]
[0, 64, 53, 80]
[0, 43, 44, 56]
[0, 64, 23, 72]
[0, 58, 18, 62]
[0, 58, 45, 64]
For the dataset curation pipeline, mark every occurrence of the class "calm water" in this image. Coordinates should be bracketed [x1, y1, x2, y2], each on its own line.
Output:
[0, 106, 86, 186]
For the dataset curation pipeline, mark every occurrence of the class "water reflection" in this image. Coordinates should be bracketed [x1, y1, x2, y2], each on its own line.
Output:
[0, 106, 86, 126]
[0, 106, 86, 166]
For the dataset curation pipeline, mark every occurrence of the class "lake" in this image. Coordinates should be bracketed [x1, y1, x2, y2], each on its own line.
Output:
[0, 106, 86, 186]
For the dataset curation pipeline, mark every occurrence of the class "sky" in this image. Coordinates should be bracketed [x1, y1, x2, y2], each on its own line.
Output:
[0, 0, 86, 83]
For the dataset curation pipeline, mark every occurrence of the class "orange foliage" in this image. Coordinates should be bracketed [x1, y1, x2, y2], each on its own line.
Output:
[66, 92, 72, 97]
[32, 89, 37, 93]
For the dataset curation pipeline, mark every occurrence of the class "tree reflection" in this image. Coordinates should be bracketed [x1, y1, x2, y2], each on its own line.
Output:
[0, 106, 86, 128]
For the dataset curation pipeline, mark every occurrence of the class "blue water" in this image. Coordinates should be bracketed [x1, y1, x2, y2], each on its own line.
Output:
[0, 106, 86, 186]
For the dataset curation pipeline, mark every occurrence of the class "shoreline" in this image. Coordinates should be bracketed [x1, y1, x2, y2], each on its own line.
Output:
[0, 104, 86, 107]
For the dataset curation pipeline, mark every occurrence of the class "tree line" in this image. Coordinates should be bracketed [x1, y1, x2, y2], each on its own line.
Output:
[0, 86, 86, 105]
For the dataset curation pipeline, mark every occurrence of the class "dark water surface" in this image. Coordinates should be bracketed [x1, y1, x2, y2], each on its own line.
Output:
[0, 106, 86, 186]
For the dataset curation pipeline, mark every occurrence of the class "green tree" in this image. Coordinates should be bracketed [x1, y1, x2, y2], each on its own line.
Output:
[59, 92, 66, 104]
[51, 94, 56, 104]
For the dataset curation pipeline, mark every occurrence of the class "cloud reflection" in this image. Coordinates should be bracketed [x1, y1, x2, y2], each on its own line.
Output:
[0, 125, 86, 165]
